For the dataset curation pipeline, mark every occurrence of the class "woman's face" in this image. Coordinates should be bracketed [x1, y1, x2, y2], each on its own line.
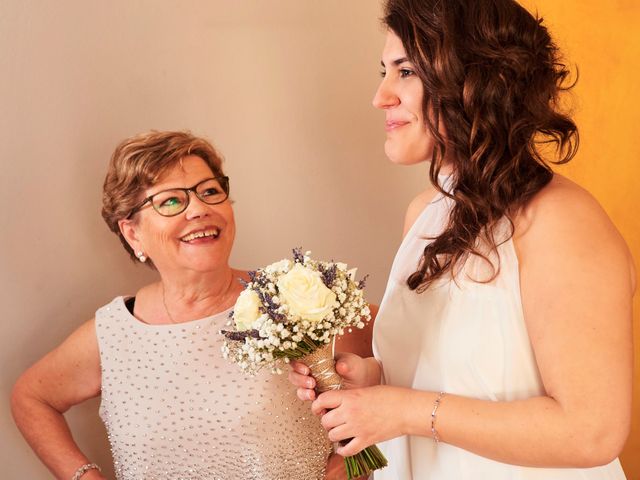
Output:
[373, 30, 434, 166]
[119, 155, 235, 276]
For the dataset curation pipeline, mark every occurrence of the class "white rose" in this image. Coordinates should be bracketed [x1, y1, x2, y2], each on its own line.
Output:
[233, 289, 262, 331]
[277, 263, 338, 322]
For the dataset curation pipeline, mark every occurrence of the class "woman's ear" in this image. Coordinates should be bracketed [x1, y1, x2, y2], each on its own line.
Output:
[118, 218, 143, 252]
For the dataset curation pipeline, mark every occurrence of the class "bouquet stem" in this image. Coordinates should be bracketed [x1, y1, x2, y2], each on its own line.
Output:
[301, 342, 388, 480]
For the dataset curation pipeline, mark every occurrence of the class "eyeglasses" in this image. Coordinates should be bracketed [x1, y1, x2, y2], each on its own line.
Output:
[127, 176, 230, 218]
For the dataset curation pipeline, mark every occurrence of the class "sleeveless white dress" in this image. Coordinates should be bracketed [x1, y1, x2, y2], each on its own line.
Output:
[95, 296, 331, 480]
[372, 186, 626, 479]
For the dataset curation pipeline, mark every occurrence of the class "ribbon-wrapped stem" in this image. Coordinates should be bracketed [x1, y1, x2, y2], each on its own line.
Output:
[301, 340, 388, 480]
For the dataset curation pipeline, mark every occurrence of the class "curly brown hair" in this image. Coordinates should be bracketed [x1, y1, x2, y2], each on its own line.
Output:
[383, 0, 579, 291]
[101, 130, 225, 265]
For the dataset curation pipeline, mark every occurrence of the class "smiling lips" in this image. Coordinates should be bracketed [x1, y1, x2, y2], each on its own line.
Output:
[385, 120, 410, 132]
[180, 227, 220, 243]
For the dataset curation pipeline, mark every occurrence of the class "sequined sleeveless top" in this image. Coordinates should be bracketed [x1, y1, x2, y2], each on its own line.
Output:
[96, 296, 331, 480]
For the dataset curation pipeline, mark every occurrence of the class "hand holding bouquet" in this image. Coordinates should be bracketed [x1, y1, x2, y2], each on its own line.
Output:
[221, 248, 387, 479]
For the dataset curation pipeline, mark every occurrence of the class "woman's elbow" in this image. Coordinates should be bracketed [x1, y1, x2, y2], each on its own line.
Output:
[10, 374, 33, 424]
[10, 371, 57, 421]
[568, 419, 629, 467]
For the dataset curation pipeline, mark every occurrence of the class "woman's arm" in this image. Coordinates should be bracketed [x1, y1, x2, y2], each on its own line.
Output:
[314, 176, 634, 468]
[11, 318, 106, 479]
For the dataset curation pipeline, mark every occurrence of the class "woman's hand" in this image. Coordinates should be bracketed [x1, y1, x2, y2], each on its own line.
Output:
[289, 353, 381, 401]
[312, 385, 411, 457]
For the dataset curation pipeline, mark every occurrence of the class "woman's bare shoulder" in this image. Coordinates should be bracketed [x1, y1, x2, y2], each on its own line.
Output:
[403, 186, 439, 237]
[514, 174, 635, 290]
[516, 174, 622, 242]
[134, 282, 158, 299]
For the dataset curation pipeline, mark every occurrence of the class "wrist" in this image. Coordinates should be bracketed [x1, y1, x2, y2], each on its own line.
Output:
[403, 390, 440, 437]
[69, 462, 104, 480]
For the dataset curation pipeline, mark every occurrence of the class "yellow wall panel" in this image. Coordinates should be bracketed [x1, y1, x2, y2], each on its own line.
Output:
[521, 1, 640, 476]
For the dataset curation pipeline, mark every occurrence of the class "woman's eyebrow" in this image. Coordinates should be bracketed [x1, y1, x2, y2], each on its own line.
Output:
[380, 57, 410, 67]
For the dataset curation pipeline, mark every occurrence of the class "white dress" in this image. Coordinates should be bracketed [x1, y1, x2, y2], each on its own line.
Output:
[372, 186, 626, 479]
[95, 296, 331, 480]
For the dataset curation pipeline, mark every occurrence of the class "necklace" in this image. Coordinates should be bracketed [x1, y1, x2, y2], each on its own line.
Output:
[160, 274, 239, 324]
[161, 283, 177, 323]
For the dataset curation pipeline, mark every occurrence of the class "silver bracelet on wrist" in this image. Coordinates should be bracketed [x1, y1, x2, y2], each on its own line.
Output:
[430, 391, 446, 443]
[71, 463, 101, 480]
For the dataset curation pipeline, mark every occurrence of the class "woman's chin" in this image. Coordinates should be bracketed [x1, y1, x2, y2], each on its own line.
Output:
[171, 247, 232, 274]
[384, 143, 428, 166]
[184, 259, 228, 274]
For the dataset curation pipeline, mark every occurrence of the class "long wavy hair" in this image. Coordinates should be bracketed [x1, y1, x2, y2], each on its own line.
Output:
[383, 0, 579, 291]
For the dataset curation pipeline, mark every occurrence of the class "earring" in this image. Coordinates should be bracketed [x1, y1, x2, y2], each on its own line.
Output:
[136, 251, 147, 263]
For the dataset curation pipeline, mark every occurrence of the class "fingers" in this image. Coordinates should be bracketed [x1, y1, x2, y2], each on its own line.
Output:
[334, 436, 367, 457]
[334, 352, 361, 375]
[326, 423, 352, 444]
[311, 390, 342, 415]
[296, 387, 316, 401]
[288, 369, 315, 389]
[333, 352, 369, 388]
[320, 406, 344, 431]
[288, 361, 316, 401]
[334, 357, 352, 377]
[289, 360, 310, 376]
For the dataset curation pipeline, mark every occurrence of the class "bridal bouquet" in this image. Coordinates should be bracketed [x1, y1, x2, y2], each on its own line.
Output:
[221, 248, 387, 479]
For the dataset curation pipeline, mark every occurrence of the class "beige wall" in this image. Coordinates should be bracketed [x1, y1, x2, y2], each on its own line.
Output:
[0, 2, 425, 478]
[1, 1, 637, 479]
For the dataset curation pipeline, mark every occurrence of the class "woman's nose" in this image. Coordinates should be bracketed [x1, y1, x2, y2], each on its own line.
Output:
[372, 77, 399, 110]
[184, 190, 210, 219]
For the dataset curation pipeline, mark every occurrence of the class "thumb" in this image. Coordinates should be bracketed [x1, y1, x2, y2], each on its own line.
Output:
[334, 352, 367, 386]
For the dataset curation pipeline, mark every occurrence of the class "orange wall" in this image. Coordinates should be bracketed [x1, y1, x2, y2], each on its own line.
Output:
[520, 1, 640, 476]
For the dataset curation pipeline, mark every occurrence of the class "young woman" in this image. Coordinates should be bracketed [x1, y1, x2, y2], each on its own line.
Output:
[290, 0, 635, 478]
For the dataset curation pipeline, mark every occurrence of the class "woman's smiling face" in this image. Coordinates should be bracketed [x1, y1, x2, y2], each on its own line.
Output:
[372, 30, 435, 166]
[119, 155, 235, 276]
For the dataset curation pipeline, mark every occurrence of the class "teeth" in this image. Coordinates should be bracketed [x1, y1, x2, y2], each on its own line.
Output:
[181, 228, 220, 242]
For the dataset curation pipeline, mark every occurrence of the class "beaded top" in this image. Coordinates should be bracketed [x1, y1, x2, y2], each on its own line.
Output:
[96, 296, 331, 480]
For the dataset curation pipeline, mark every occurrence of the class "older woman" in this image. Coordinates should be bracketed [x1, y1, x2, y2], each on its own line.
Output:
[11, 131, 337, 480]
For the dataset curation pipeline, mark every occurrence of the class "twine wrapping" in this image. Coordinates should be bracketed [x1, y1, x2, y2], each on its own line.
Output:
[300, 339, 388, 479]
[301, 341, 342, 394]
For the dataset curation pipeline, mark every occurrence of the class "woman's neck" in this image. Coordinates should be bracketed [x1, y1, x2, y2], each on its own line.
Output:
[157, 266, 242, 323]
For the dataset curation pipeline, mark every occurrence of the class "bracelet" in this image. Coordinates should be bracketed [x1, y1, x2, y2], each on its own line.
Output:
[430, 391, 446, 443]
[71, 463, 101, 480]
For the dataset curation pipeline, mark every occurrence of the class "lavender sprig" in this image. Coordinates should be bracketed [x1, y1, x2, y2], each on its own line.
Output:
[292, 247, 305, 264]
[319, 263, 337, 289]
[257, 290, 287, 322]
[220, 329, 261, 341]
[357, 274, 369, 290]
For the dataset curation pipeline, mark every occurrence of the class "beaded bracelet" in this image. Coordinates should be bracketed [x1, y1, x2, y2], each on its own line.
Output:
[430, 391, 446, 443]
[71, 463, 101, 480]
